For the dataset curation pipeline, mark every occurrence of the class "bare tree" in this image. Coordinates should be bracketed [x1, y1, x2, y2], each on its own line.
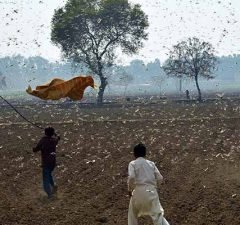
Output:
[163, 37, 217, 101]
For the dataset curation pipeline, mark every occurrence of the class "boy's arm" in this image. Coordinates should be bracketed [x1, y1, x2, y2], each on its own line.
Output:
[127, 162, 136, 195]
[33, 138, 43, 152]
[154, 164, 163, 187]
[53, 133, 60, 145]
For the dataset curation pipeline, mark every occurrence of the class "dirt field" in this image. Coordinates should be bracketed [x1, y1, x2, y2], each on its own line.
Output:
[0, 98, 240, 225]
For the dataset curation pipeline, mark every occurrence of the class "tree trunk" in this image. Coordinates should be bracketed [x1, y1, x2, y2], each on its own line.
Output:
[158, 84, 161, 96]
[97, 76, 107, 104]
[96, 58, 107, 104]
[123, 85, 128, 97]
[179, 78, 182, 92]
[194, 75, 202, 101]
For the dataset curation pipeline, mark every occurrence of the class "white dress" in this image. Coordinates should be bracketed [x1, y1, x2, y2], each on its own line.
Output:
[128, 157, 170, 225]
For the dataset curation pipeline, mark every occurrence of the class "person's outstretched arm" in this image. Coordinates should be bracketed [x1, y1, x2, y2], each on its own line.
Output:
[33, 138, 43, 152]
[53, 133, 60, 145]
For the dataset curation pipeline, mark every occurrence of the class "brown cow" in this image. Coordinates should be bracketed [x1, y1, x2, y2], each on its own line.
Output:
[26, 76, 95, 100]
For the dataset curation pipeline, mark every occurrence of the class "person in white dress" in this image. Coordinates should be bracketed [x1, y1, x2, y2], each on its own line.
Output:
[128, 143, 170, 225]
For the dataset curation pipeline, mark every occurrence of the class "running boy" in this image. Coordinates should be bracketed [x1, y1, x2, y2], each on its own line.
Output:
[128, 143, 170, 225]
[33, 127, 60, 199]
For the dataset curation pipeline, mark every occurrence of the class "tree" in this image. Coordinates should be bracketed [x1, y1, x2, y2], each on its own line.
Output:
[0, 71, 7, 89]
[118, 69, 134, 97]
[151, 74, 165, 96]
[51, 0, 149, 103]
[163, 37, 217, 101]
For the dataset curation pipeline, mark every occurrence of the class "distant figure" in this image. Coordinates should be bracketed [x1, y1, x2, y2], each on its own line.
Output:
[185, 89, 190, 100]
[33, 127, 60, 199]
[0, 76, 6, 89]
[126, 97, 131, 102]
[128, 143, 170, 225]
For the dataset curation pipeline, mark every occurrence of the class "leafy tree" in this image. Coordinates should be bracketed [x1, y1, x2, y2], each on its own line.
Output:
[51, 0, 149, 103]
[147, 59, 166, 95]
[163, 37, 217, 101]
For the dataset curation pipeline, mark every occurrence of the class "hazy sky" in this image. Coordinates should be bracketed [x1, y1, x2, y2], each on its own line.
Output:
[0, 0, 240, 64]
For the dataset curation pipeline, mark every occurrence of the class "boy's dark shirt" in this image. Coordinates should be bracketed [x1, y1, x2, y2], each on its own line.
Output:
[33, 135, 59, 169]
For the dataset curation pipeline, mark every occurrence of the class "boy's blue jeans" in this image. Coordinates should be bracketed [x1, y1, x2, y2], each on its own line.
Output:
[42, 167, 55, 198]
